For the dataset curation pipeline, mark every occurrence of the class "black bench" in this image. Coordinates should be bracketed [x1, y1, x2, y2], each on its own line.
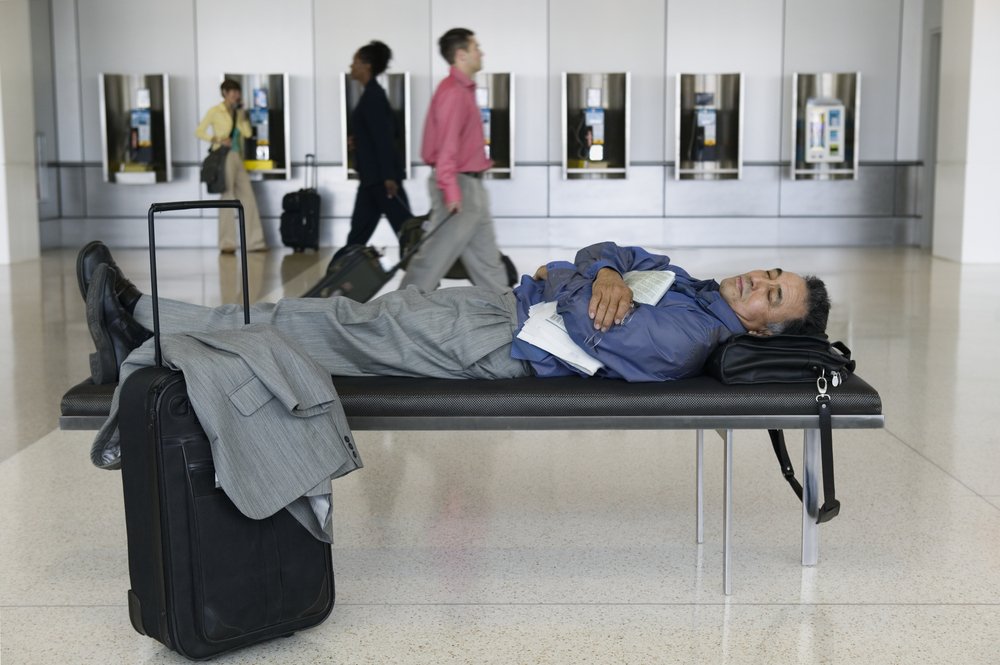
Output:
[61, 374, 883, 594]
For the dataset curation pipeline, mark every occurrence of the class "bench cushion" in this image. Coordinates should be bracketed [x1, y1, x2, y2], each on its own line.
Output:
[61, 374, 882, 432]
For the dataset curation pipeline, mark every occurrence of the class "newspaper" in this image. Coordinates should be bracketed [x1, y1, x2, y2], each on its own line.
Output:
[516, 270, 676, 376]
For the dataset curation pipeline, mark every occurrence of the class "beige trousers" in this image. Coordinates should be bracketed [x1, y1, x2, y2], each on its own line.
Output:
[218, 151, 266, 251]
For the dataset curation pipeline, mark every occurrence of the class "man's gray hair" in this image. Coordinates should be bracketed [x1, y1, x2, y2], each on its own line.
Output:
[766, 275, 830, 336]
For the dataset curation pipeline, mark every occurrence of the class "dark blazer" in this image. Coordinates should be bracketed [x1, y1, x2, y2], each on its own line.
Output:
[352, 78, 405, 186]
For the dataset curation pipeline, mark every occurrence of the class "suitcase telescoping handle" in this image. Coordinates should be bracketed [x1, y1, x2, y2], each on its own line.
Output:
[305, 153, 318, 190]
[147, 199, 250, 367]
[384, 210, 456, 280]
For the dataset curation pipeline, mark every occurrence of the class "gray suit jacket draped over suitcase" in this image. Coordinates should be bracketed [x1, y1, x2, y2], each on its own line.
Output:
[118, 200, 336, 659]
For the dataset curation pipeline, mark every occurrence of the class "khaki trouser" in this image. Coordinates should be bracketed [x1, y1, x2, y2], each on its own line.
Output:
[218, 151, 266, 251]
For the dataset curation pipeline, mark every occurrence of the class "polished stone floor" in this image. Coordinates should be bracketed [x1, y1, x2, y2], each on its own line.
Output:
[1, 242, 998, 664]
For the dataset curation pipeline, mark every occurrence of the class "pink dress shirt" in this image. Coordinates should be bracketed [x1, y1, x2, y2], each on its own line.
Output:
[421, 66, 491, 205]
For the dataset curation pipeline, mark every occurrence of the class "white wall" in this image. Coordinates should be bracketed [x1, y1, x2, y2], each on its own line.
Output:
[35, 0, 928, 250]
[932, 0, 1000, 263]
[1, 0, 41, 264]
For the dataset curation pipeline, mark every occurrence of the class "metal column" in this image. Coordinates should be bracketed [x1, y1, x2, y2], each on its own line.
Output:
[696, 429, 704, 544]
[723, 429, 734, 595]
[801, 428, 821, 565]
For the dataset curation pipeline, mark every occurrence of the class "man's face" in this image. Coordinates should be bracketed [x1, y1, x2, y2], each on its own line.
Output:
[457, 36, 483, 73]
[718, 269, 808, 334]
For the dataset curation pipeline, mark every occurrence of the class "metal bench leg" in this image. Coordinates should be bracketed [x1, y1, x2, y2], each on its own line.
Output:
[723, 428, 734, 595]
[696, 430, 704, 544]
[801, 428, 820, 566]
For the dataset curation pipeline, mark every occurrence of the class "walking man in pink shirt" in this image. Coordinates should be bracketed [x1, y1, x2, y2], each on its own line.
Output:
[400, 28, 510, 293]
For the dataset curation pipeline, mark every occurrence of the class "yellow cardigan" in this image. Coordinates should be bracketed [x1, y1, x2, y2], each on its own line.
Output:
[195, 102, 253, 150]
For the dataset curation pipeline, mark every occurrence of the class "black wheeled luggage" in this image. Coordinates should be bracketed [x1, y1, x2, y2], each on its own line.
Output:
[280, 154, 321, 252]
[300, 245, 388, 300]
[301, 212, 457, 301]
[119, 200, 334, 660]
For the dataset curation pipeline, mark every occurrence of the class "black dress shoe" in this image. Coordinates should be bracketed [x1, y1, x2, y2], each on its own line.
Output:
[86, 264, 152, 384]
[76, 240, 142, 313]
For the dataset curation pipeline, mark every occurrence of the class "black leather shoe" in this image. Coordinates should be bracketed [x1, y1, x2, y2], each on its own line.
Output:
[76, 241, 142, 314]
[85, 264, 152, 384]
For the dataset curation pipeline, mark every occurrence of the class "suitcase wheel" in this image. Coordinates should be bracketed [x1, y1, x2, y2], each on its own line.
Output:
[127, 589, 146, 635]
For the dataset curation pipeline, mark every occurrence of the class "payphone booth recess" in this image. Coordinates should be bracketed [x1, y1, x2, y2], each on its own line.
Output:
[223, 73, 290, 180]
[341, 73, 411, 181]
[791, 72, 860, 180]
[562, 73, 630, 180]
[475, 72, 514, 179]
[675, 73, 743, 180]
[99, 74, 172, 184]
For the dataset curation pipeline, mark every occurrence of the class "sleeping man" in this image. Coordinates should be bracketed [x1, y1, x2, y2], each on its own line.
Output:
[79, 239, 829, 386]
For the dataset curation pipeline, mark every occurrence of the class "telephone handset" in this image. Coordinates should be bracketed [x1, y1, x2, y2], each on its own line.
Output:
[575, 108, 605, 161]
[685, 91, 718, 162]
[127, 88, 153, 165]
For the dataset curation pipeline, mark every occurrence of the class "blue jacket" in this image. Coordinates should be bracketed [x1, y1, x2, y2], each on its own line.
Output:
[511, 242, 746, 382]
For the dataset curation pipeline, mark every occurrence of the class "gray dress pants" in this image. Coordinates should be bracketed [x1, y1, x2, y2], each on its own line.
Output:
[133, 286, 533, 380]
[399, 174, 509, 293]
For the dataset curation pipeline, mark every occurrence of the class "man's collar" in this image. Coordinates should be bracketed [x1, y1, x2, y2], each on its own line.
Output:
[704, 289, 747, 335]
[449, 66, 475, 88]
[679, 277, 746, 336]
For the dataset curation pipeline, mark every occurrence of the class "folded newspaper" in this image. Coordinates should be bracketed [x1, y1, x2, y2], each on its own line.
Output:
[517, 270, 676, 375]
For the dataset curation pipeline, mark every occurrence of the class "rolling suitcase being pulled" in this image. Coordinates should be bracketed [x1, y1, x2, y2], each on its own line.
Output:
[280, 153, 321, 252]
[119, 200, 334, 660]
[300, 244, 387, 300]
[301, 211, 457, 301]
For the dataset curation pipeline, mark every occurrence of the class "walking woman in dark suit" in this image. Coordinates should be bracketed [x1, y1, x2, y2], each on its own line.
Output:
[343, 40, 410, 252]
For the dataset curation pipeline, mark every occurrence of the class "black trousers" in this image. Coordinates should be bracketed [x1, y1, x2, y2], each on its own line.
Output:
[345, 181, 411, 248]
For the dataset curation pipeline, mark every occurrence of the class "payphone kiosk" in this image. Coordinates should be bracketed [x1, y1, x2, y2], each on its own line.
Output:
[99, 73, 172, 184]
[561, 72, 630, 179]
[804, 100, 845, 163]
[475, 72, 514, 179]
[223, 73, 290, 180]
[340, 72, 411, 181]
[675, 73, 743, 180]
[791, 72, 860, 180]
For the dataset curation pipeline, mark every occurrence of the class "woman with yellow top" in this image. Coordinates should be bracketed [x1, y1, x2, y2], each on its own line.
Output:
[196, 79, 267, 252]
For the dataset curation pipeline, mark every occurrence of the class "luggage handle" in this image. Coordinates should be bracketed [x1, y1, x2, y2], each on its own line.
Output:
[305, 153, 318, 190]
[147, 200, 250, 367]
[384, 210, 456, 280]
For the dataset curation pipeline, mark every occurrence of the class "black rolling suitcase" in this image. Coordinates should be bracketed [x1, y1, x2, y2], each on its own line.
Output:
[119, 200, 334, 660]
[301, 211, 457, 300]
[280, 153, 321, 252]
[300, 244, 388, 300]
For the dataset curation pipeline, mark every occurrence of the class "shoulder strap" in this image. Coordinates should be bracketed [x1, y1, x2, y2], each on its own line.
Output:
[767, 392, 840, 524]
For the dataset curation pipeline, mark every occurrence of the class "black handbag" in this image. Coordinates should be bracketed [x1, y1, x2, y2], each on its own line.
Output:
[200, 145, 229, 194]
[704, 333, 854, 385]
[704, 333, 856, 523]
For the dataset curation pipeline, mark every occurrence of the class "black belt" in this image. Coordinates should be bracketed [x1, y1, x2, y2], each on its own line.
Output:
[460, 171, 483, 179]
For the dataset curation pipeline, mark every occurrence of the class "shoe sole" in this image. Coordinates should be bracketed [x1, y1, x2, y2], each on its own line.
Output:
[76, 240, 106, 302]
[85, 267, 119, 384]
